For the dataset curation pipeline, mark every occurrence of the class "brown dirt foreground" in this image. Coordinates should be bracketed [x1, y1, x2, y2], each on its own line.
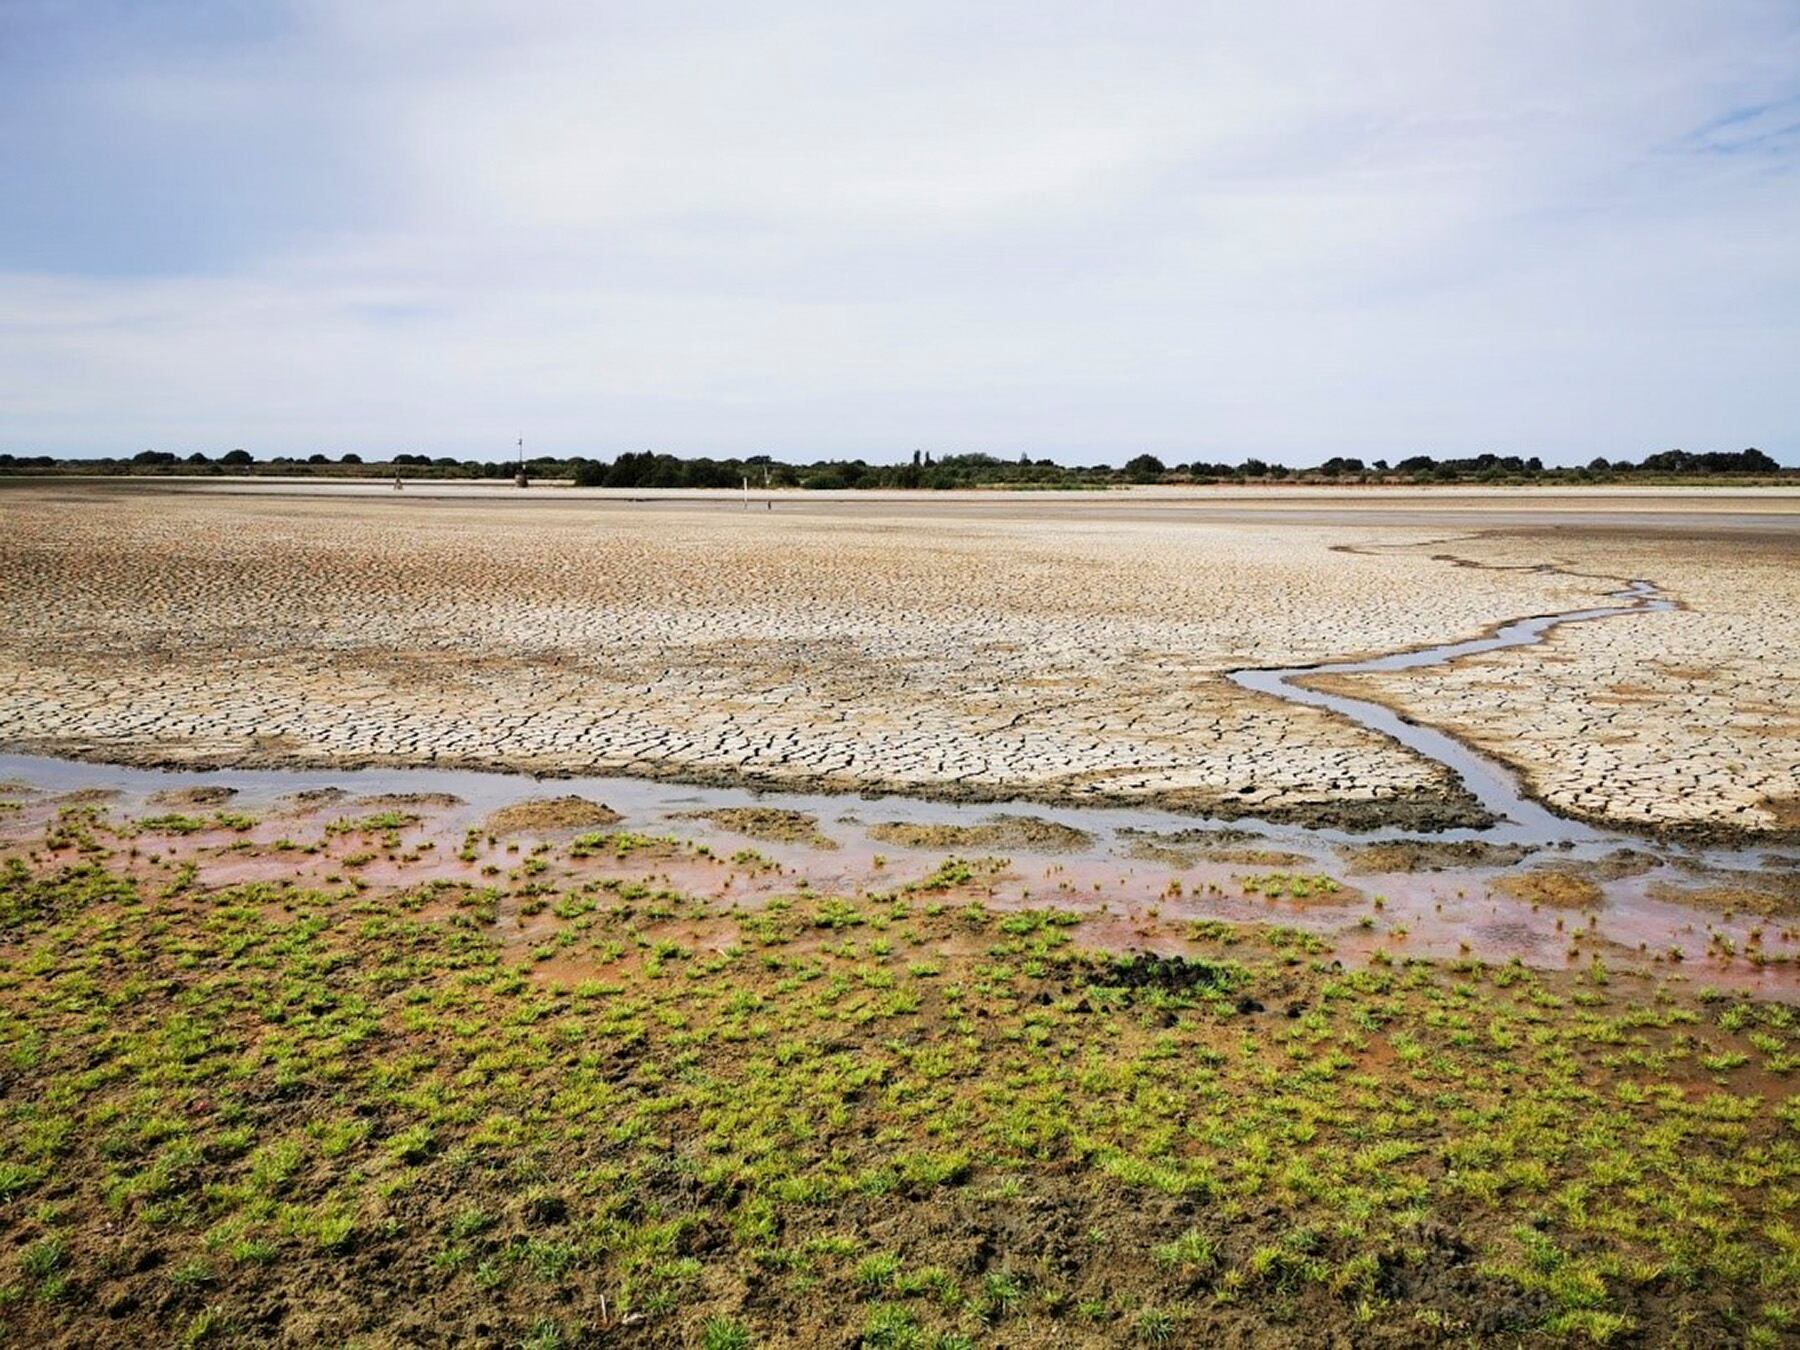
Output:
[0, 803, 1796, 1348]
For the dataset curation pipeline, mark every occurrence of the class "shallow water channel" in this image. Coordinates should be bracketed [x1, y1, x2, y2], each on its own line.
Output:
[3, 579, 1795, 992]
[1229, 579, 1674, 846]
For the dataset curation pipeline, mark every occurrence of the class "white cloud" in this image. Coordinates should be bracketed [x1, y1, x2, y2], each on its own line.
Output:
[2, 0, 1796, 461]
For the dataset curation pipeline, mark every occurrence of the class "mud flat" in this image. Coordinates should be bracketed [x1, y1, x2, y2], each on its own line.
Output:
[483, 795, 621, 835]
[866, 814, 1093, 853]
[5, 480, 1797, 1347]
[4, 747, 1793, 985]
[4, 480, 1796, 840]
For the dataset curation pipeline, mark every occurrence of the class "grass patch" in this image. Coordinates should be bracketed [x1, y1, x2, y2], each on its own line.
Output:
[0, 837, 1793, 1346]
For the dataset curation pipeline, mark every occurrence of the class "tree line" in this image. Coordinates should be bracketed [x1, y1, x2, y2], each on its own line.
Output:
[0, 445, 1785, 485]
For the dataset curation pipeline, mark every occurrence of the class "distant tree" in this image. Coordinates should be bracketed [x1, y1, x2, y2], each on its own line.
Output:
[1684, 448, 1776, 473]
[1123, 453, 1166, 483]
[1587, 456, 1610, 472]
[340, 453, 362, 464]
[132, 450, 177, 465]
[570, 458, 607, 487]
[186, 451, 210, 464]
[604, 451, 651, 488]
[221, 449, 253, 466]
[306, 453, 329, 464]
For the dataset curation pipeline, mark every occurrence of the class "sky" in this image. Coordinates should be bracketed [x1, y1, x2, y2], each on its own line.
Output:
[2, 1, 1797, 466]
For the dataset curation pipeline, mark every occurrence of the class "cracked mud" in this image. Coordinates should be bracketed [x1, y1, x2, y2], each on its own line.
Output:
[1, 483, 1795, 840]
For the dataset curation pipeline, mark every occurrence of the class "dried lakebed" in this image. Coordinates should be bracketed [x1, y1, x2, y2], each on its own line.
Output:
[5, 492, 1798, 1347]
[5, 562, 1796, 989]
[15, 484, 1795, 838]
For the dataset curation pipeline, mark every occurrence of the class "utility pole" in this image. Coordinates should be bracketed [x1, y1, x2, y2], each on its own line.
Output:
[514, 436, 527, 489]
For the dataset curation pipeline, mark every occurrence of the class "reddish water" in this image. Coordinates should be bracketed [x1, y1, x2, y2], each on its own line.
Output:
[3, 754, 1793, 998]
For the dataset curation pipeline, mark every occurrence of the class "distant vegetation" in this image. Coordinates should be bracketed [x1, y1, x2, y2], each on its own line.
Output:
[0, 445, 1788, 487]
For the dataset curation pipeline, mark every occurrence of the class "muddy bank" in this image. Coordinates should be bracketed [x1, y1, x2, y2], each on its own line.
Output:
[1495, 867, 1607, 910]
[485, 795, 622, 836]
[1118, 827, 1308, 868]
[0, 733, 1497, 836]
[1150, 780, 1495, 834]
[682, 806, 836, 849]
[1336, 839, 1536, 873]
[1653, 863, 1800, 919]
[359, 791, 464, 809]
[147, 784, 238, 808]
[867, 814, 1093, 854]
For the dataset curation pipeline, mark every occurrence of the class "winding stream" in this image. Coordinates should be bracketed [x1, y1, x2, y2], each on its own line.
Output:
[1228, 580, 1676, 847]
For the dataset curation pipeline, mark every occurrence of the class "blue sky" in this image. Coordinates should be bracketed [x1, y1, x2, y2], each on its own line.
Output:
[2, 0, 1797, 465]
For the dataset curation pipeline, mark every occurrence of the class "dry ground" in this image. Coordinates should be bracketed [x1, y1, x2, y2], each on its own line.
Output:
[1, 482, 1796, 837]
[1310, 530, 1800, 837]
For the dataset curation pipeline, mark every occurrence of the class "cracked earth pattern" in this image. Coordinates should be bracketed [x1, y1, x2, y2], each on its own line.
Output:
[1317, 531, 1800, 836]
[0, 485, 1790, 835]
